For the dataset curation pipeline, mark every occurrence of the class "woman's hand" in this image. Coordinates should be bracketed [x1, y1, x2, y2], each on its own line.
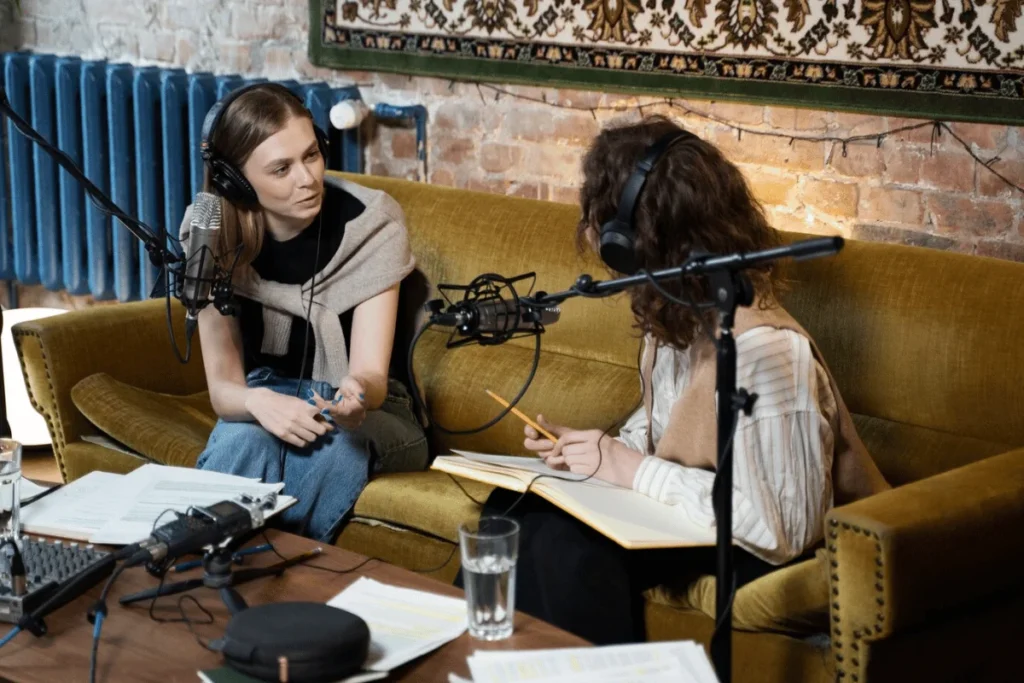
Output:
[245, 388, 333, 448]
[312, 376, 367, 430]
[523, 415, 645, 488]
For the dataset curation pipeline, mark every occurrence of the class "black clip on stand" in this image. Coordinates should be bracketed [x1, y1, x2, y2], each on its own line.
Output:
[118, 536, 316, 615]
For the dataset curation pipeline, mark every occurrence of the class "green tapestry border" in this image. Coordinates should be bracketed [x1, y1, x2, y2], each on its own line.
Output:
[308, 2, 1024, 126]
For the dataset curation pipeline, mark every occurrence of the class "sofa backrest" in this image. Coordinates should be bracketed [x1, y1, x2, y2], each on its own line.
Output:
[339, 173, 1024, 485]
[777, 235, 1024, 483]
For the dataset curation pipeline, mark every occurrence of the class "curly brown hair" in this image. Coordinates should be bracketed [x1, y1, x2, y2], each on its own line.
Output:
[578, 115, 783, 350]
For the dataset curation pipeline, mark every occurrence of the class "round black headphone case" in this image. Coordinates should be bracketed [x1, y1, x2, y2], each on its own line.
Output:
[213, 601, 370, 683]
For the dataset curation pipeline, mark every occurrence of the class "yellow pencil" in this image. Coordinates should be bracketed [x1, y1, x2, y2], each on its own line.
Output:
[485, 389, 559, 442]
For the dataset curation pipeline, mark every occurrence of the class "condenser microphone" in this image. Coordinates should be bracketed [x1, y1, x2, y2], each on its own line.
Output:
[430, 298, 561, 337]
[181, 192, 222, 321]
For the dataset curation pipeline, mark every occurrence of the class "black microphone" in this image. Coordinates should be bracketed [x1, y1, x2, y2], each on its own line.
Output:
[123, 492, 276, 568]
[180, 192, 222, 339]
[429, 297, 561, 337]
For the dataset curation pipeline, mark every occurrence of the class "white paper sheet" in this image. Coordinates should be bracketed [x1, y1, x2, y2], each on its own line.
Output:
[20, 465, 293, 545]
[466, 641, 719, 683]
[20, 471, 125, 540]
[90, 464, 289, 544]
[505, 669, 691, 683]
[328, 577, 467, 673]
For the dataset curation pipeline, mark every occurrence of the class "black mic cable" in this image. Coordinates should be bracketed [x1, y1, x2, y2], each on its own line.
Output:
[86, 562, 129, 683]
[406, 319, 542, 437]
[406, 273, 547, 437]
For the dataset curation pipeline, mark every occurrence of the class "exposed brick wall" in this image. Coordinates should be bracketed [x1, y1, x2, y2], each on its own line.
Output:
[1, 0, 1022, 310]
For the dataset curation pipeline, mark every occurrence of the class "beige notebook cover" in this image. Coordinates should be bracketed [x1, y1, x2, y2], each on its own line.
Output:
[432, 451, 717, 550]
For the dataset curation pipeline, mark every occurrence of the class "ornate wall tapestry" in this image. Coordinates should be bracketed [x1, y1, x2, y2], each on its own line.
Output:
[309, 1, 1024, 123]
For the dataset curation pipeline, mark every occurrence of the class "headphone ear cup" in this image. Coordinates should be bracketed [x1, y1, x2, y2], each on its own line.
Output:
[599, 219, 639, 275]
[209, 158, 258, 207]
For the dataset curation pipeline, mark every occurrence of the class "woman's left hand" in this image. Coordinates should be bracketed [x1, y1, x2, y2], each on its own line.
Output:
[525, 415, 645, 488]
[312, 376, 367, 430]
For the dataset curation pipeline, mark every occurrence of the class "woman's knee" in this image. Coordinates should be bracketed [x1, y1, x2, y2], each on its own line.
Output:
[314, 429, 373, 471]
[522, 508, 608, 575]
[199, 421, 279, 467]
[358, 410, 429, 474]
[215, 421, 279, 450]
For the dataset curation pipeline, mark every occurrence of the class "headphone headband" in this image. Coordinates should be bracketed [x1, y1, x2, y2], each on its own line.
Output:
[200, 83, 328, 207]
[599, 129, 695, 274]
[200, 83, 308, 160]
[614, 131, 692, 226]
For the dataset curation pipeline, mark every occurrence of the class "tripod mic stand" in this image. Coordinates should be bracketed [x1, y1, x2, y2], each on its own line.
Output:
[118, 537, 319, 615]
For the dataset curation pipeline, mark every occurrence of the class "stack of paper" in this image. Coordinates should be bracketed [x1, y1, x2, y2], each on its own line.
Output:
[20, 463, 295, 544]
[454, 641, 720, 683]
[328, 577, 467, 673]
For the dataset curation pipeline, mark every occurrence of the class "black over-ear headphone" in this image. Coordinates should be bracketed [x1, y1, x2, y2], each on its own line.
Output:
[599, 130, 696, 275]
[200, 83, 330, 208]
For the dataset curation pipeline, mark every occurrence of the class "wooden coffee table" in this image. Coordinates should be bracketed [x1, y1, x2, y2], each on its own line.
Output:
[0, 530, 588, 682]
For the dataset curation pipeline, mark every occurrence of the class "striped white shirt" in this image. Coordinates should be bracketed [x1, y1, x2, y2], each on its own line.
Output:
[616, 328, 837, 565]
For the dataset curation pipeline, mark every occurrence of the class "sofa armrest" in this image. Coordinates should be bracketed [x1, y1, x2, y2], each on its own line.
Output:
[13, 299, 208, 481]
[827, 447, 1024, 681]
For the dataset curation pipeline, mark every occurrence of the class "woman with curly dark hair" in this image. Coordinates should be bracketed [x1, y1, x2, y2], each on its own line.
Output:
[476, 116, 890, 645]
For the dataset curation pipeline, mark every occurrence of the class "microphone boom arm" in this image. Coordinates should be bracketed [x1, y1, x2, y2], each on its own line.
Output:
[1, 84, 238, 362]
[0, 87, 180, 268]
[523, 237, 844, 308]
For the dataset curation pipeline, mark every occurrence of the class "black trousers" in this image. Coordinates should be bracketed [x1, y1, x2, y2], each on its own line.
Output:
[456, 489, 778, 645]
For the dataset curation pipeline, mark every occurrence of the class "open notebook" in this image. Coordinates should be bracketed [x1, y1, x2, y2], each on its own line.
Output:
[431, 451, 716, 550]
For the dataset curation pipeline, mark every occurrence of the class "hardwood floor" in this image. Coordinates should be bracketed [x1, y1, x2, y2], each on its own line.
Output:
[22, 446, 61, 484]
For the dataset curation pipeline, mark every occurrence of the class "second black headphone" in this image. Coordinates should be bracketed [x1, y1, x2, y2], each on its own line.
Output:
[200, 83, 330, 208]
[599, 130, 695, 275]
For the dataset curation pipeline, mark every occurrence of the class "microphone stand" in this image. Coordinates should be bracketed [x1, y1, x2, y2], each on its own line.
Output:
[0, 88, 179, 271]
[521, 236, 844, 683]
[1, 85, 238, 359]
[118, 533, 318, 615]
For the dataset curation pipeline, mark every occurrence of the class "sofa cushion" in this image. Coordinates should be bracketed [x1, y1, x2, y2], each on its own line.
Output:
[71, 372, 216, 468]
[352, 470, 494, 544]
[646, 548, 831, 636]
[61, 441, 155, 481]
[411, 326, 643, 462]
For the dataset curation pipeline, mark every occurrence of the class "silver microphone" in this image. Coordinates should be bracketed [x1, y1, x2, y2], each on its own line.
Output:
[181, 192, 222, 322]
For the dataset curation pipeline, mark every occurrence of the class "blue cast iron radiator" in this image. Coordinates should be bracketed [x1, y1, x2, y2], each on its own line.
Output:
[0, 52, 365, 302]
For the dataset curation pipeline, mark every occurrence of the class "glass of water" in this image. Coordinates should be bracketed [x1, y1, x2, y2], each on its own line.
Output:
[0, 439, 22, 541]
[459, 515, 519, 641]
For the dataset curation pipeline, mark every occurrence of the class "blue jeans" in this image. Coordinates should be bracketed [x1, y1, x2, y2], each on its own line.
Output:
[195, 367, 429, 542]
